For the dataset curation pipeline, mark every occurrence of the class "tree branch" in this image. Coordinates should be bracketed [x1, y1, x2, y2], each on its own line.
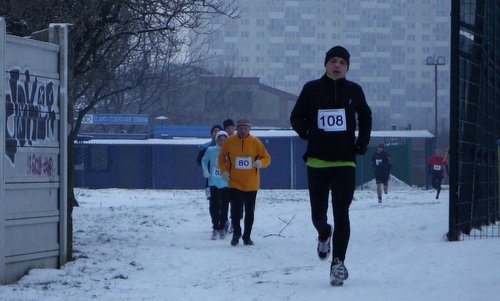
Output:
[263, 215, 296, 238]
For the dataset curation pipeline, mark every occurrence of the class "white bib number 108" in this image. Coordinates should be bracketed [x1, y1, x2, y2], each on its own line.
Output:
[317, 109, 346, 132]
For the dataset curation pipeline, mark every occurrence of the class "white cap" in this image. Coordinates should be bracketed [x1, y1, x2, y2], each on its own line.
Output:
[215, 130, 228, 140]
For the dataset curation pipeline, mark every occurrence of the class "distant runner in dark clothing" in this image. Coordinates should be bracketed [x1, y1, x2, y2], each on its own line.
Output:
[371, 143, 392, 203]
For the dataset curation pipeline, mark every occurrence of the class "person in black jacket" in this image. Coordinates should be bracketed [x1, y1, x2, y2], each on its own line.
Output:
[290, 45, 372, 286]
[371, 143, 392, 203]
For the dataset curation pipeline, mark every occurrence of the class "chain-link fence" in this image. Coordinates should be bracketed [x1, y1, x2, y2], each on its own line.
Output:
[448, 0, 500, 240]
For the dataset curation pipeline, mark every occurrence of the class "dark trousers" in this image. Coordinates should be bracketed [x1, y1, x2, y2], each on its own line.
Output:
[307, 166, 356, 262]
[431, 173, 443, 197]
[209, 186, 230, 230]
[230, 188, 257, 241]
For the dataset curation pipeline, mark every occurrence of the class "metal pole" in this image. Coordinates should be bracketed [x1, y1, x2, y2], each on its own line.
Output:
[49, 22, 70, 267]
[290, 137, 294, 189]
[434, 64, 438, 140]
[448, 0, 460, 241]
[0, 17, 7, 284]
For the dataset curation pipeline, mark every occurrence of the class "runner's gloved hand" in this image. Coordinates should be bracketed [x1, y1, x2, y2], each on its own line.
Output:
[253, 160, 262, 169]
[298, 130, 309, 140]
[221, 172, 230, 181]
[354, 142, 367, 155]
[203, 170, 210, 178]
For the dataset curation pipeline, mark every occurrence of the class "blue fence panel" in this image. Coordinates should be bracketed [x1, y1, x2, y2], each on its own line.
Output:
[259, 137, 291, 189]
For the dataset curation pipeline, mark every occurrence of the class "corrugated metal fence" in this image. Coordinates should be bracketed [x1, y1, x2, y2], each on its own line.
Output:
[1, 19, 69, 284]
[73, 130, 434, 190]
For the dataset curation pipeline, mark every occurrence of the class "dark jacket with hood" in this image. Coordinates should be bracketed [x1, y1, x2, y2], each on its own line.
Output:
[290, 74, 372, 163]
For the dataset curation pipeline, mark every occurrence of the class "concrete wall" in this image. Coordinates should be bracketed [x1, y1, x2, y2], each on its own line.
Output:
[1, 19, 69, 284]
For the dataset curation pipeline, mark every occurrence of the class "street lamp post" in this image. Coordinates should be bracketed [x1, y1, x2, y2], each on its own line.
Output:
[426, 56, 446, 140]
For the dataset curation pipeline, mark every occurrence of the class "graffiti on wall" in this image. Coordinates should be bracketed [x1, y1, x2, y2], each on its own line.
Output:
[5, 68, 58, 165]
[27, 154, 55, 176]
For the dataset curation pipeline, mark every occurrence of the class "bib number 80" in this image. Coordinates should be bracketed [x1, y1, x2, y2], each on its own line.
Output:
[236, 157, 252, 169]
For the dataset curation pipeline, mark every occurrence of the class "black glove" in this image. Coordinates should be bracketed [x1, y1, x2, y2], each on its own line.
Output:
[355, 142, 367, 155]
[298, 130, 309, 140]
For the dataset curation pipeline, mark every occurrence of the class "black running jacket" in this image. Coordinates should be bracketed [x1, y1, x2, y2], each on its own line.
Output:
[290, 74, 372, 163]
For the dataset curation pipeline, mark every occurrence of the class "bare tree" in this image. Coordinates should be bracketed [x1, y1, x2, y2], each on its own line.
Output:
[2, 0, 238, 132]
[1, 0, 239, 260]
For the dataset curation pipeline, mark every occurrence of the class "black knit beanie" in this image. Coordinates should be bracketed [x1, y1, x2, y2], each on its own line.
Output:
[223, 119, 235, 129]
[324, 46, 350, 66]
[210, 124, 222, 135]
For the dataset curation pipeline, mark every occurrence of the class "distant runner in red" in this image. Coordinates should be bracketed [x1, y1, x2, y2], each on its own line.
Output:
[428, 149, 448, 199]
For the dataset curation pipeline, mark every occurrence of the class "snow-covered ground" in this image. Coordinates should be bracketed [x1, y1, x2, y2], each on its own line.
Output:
[1, 180, 499, 301]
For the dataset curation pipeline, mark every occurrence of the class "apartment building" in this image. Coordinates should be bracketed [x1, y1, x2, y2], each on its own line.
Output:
[193, 0, 450, 133]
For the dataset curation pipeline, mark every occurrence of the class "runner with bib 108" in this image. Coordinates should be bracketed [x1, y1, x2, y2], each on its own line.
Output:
[290, 45, 372, 287]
